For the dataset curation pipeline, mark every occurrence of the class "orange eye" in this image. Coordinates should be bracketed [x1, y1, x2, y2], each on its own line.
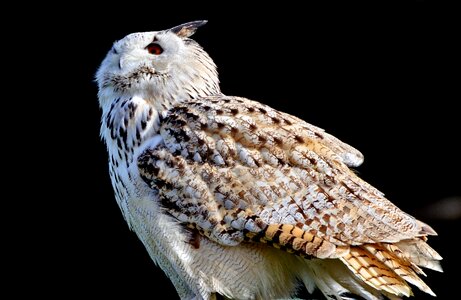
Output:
[146, 43, 163, 55]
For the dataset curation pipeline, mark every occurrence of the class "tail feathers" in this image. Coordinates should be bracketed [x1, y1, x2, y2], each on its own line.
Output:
[308, 267, 354, 300]
[340, 247, 412, 297]
[299, 258, 386, 300]
[394, 239, 443, 272]
[363, 244, 435, 296]
[298, 239, 440, 300]
[339, 238, 442, 298]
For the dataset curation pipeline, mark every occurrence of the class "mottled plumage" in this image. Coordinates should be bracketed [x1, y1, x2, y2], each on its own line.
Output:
[96, 21, 442, 300]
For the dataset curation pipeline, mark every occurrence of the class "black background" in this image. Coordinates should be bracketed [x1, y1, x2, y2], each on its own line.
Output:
[42, 2, 459, 299]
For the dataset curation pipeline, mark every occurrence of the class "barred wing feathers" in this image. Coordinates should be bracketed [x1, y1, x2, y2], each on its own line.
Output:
[138, 95, 441, 297]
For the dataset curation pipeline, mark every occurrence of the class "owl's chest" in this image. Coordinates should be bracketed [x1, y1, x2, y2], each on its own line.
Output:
[102, 96, 164, 215]
[105, 97, 161, 150]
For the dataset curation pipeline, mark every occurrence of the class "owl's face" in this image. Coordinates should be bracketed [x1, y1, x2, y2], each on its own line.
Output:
[103, 30, 185, 76]
[97, 21, 220, 107]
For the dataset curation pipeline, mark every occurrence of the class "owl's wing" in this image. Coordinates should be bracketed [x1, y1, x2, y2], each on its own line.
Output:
[138, 95, 441, 296]
[277, 110, 365, 168]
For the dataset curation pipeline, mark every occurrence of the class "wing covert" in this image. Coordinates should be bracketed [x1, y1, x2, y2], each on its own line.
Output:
[138, 95, 432, 249]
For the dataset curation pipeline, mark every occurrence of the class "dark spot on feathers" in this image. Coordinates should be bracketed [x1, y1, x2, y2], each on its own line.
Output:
[118, 127, 127, 144]
[150, 165, 160, 177]
[157, 180, 174, 191]
[217, 122, 225, 129]
[305, 156, 317, 166]
[258, 135, 267, 143]
[175, 106, 188, 113]
[249, 124, 257, 131]
[209, 218, 218, 226]
[283, 236, 296, 249]
[258, 107, 267, 114]
[158, 189, 181, 209]
[273, 137, 283, 146]
[185, 112, 199, 121]
[223, 228, 238, 236]
[128, 102, 136, 119]
[203, 106, 211, 111]
[187, 228, 201, 249]
[294, 135, 304, 143]
[181, 131, 191, 142]
[216, 109, 223, 115]
[283, 118, 292, 125]
[271, 117, 280, 124]
[326, 194, 336, 203]
[314, 132, 324, 139]
[141, 120, 147, 130]
[230, 108, 239, 115]
[247, 107, 255, 113]
[337, 223, 345, 231]
[105, 114, 111, 127]
[270, 229, 282, 244]
[231, 208, 243, 218]
[200, 123, 208, 130]
[175, 119, 187, 127]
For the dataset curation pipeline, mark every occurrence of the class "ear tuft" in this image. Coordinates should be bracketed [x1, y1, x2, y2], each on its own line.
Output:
[169, 20, 208, 38]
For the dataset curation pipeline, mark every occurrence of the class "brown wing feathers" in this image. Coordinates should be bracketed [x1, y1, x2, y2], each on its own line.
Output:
[138, 95, 442, 297]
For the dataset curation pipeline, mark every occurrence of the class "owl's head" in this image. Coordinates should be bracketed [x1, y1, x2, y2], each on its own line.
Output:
[96, 21, 220, 109]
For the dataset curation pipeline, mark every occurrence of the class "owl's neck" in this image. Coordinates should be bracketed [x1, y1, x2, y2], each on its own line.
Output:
[144, 63, 222, 112]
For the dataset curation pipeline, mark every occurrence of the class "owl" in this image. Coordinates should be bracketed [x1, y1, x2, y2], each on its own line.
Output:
[96, 21, 442, 300]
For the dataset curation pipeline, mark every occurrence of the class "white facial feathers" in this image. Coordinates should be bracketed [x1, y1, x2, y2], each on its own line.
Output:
[96, 23, 220, 110]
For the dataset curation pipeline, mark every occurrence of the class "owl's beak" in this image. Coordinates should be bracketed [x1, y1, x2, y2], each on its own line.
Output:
[169, 20, 208, 38]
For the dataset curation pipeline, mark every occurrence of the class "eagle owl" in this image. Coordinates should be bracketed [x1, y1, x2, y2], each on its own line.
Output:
[96, 21, 442, 300]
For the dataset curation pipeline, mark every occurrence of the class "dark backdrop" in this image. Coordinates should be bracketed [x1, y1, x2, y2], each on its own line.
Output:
[48, 3, 459, 299]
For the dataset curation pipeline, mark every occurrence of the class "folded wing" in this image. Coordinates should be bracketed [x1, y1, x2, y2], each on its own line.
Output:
[138, 95, 441, 297]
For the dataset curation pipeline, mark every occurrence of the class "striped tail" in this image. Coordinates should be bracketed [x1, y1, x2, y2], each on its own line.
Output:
[340, 239, 442, 297]
[246, 223, 442, 298]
